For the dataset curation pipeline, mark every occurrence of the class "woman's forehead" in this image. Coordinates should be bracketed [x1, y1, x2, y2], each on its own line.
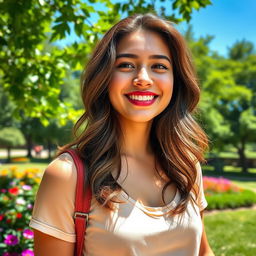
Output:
[116, 30, 171, 58]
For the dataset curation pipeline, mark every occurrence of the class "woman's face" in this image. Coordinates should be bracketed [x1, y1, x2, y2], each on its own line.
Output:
[108, 29, 174, 124]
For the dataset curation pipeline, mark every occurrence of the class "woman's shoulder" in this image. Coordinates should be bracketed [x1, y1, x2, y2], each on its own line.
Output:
[44, 152, 77, 181]
[39, 153, 77, 196]
[30, 152, 78, 242]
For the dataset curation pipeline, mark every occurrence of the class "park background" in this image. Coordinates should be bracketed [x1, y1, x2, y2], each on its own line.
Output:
[0, 0, 255, 255]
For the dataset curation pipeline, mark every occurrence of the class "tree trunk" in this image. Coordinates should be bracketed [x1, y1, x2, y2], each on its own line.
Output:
[26, 134, 33, 158]
[7, 146, 11, 162]
[237, 144, 248, 173]
[47, 140, 51, 160]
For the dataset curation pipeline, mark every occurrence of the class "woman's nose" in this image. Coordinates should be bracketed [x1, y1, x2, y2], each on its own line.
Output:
[133, 67, 153, 88]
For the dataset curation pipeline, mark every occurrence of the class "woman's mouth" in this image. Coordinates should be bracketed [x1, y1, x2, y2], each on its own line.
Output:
[125, 92, 158, 106]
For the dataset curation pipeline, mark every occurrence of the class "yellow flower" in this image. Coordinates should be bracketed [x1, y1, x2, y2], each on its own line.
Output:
[3, 195, 9, 201]
[34, 177, 42, 184]
[27, 173, 35, 179]
[0, 169, 9, 176]
[14, 171, 24, 179]
[10, 166, 18, 171]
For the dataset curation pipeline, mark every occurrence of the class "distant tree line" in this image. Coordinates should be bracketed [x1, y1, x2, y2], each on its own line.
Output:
[1, 0, 256, 173]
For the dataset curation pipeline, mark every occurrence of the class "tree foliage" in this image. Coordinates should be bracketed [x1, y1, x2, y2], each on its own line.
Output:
[0, 127, 25, 161]
[0, 0, 212, 125]
[188, 33, 256, 172]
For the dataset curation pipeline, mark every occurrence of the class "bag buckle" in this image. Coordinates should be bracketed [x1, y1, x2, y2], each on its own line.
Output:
[74, 212, 89, 222]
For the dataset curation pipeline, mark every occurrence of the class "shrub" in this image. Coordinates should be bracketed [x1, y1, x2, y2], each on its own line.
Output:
[203, 176, 256, 210]
[10, 158, 30, 163]
[0, 167, 41, 255]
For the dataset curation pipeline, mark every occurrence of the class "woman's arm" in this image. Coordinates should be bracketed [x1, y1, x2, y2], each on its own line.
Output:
[199, 211, 215, 256]
[30, 154, 78, 255]
[34, 230, 74, 256]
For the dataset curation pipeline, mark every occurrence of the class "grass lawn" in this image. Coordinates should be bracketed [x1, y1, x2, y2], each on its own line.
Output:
[0, 162, 48, 172]
[205, 209, 256, 256]
[232, 180, 256, 192]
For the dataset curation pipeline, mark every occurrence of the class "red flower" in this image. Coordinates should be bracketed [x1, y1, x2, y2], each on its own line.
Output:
[0, 214, 4, 221]
[16, 213, 22, 219]
[8, 187, 19, 195]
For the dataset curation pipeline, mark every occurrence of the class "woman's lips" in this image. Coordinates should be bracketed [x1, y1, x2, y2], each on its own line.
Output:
[125, 91, 158, 106]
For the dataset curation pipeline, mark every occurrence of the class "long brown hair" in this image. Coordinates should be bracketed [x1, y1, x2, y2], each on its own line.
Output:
[60, 13, 208, 214]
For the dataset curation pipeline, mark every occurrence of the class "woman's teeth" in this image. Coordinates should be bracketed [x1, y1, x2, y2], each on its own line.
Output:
[127, 95, 155, 101]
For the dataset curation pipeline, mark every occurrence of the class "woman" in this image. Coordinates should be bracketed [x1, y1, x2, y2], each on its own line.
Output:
[30, 13, 214, 255]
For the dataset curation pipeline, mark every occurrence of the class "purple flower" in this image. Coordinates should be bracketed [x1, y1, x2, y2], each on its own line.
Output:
[21, 249, 34, 256]
[22, 185, 32, 191]
[3, 253, 19, 256]
[23, 229, 34, 239]
[27, 203, 33, 209]
[4, 234, 19, 246]
[10, 181, 15, 186]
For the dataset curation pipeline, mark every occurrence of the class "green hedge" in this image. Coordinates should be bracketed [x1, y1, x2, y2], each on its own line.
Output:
[206, 190, 256, 210]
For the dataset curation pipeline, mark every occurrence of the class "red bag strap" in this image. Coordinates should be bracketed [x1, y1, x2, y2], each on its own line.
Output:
[64, 149, 92, 256]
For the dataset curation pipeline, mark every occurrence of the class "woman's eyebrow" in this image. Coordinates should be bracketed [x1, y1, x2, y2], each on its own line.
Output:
[116, 53, 138, 59]
[116, 53, 171, 64]
[149, 55, 172, 64]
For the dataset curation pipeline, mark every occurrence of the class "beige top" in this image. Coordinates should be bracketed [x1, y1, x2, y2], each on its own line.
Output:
[30, 153, 207, 256]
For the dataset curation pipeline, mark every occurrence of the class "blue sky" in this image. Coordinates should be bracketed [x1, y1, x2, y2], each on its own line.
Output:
[58, 0, 256, 57]
[178, 0, 256, 56]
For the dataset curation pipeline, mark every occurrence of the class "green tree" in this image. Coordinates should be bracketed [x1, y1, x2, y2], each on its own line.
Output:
[0, 0, 212, 125]
[0, 127, 25, 162]
[191, 35, 256, 172]
[228, 39, 254, 60]
[0, 86, 16, 129]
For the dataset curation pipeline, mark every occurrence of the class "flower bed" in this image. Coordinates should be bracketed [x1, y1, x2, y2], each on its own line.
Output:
[0, 168, 255, 254]
[203, 176, 256, 210]
[10, 158, 30, 164]
[0, 167, 41, 255]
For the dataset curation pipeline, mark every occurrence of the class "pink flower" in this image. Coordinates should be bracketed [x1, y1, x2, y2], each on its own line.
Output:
[21, 249, 34, 256]
[22, 185, 32, 191]
[4, 234, 19, 246]
[1, 188, 7, 193]
[0, 214, 4, 221]
[16, 197, 26, 205]
[203, 176, 241, 193]
[23, 229, 34, 239]
[27, 203, 33, 209]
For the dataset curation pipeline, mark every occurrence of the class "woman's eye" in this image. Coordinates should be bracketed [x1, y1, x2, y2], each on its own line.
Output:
[117, 63, 135, 69]
[152, 64, 168, 70]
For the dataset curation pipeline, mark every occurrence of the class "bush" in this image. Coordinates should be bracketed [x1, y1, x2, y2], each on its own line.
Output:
[10, 158, 30, 164]
[206, 190, 256, 210]
[0, 167, 41, 255]
[203, 176, 256, 210]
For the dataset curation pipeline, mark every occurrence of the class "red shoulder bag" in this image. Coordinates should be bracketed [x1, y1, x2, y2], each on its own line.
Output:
[64, 149, 92, 256]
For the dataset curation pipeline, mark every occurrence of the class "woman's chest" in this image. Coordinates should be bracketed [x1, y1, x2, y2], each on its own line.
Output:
[83, 196, 203, 256]
[113, 159, 176, 207]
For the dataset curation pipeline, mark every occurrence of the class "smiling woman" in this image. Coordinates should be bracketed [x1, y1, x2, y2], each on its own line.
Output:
[29, 14, 214, 256]
[109, 29, 174, 123]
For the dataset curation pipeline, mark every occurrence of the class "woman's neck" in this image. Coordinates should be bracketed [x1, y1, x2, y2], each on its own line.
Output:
[119, 117, 153, 159]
